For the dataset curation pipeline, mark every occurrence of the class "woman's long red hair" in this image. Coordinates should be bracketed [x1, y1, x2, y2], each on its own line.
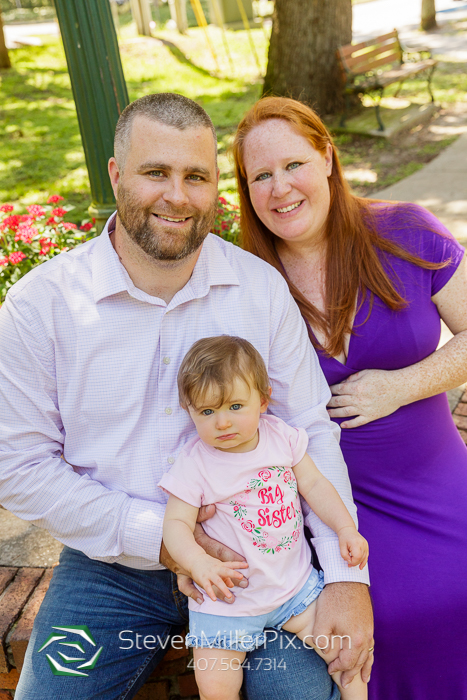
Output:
[232, 97, 445, 357]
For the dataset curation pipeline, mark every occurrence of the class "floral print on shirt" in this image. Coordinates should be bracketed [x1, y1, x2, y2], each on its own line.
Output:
[229, 466, 303, 554]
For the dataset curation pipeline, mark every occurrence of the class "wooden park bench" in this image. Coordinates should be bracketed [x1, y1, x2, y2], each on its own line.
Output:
[337, 29, 438, 131]
[0, 565, 199, 699]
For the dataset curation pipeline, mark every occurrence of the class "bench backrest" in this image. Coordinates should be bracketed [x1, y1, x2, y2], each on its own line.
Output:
[338, 30, 402, 77]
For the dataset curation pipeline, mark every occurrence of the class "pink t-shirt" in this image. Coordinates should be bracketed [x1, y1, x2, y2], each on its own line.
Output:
[159, 414, 313, 616]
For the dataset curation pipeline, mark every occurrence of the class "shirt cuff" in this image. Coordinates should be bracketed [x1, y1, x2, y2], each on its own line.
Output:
[122, 498, 166, 565]
[311, 536, 370, 586]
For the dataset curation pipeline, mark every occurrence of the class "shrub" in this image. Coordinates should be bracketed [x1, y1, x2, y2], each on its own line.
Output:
[0, 196, 240, 305]
[0, 197, 96, 304]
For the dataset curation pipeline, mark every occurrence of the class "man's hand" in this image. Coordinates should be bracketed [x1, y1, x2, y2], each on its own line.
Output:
[313, 582, 374, 688]
[160, 504, 249, 604]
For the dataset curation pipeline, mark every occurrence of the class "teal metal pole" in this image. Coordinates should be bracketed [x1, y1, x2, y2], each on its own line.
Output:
[53, 0, 129, 230]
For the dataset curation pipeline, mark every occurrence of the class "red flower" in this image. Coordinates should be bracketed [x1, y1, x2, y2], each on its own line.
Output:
[1, 215, 21, 231]
[80, 222, 93, 232]
[253, 541, 257, 546]
[275, 547, 281, 552]
[241, 520, 254, 532]
[52, 207, 67, 218]
[39, 237, 58, 255]
[218, 196, 228, 205]
[26, 205, 46, 218]
[47, 195, 64, 204]
[233, 505, 240, 512]
[9, 251, 26, 265]
[292, 530, 299, 541]
[258, 469, 272, 481]
[0, 256, 9, 267]
[0, 204, 14, 213]
[62, 222, 77, 230]
[46, 216, 57, 226]
[283, 470, 292, 483]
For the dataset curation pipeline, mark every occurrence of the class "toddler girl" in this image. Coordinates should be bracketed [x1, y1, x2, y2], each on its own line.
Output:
[159, 335, 369, 700]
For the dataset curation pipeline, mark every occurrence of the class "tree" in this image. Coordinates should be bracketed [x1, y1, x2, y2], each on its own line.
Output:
[421, 0, 437, 30]
[0, 9, 11, 70]
[263, 0, 352, 116]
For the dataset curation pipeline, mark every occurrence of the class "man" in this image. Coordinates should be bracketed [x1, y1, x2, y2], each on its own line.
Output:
[0, 93, 372, 699]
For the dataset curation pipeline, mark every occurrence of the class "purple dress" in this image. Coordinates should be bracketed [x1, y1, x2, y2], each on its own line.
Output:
[315, 204, 467, 699]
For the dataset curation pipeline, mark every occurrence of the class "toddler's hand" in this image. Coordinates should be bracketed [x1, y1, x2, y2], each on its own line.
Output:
[338, 526, 369, 570]
[191, 555, 249, 602]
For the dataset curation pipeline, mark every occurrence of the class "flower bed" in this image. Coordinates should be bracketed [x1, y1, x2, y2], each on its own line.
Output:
[0, 197, 240, 305]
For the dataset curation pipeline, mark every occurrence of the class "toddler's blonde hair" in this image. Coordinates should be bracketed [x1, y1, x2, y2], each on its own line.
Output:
[178, 336, 271, 410]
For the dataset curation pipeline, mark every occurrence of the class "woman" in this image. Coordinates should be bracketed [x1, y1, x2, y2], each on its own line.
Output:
[232, 97, 467, 699]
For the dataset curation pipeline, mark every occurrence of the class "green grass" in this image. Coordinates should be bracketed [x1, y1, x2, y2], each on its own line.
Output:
[0, 26, 265, 221]
[0, 17, 465, 219]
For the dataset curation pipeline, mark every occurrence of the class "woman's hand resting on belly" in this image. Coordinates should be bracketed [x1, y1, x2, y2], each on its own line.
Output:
[328, 369, 404, 429]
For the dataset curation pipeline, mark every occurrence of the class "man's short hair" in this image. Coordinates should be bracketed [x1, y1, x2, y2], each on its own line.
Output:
[114, 93, 217, 169]
[178, 335, 271, 410]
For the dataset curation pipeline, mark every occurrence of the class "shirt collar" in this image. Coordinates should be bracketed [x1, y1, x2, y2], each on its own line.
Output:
[92, 213, 240, 306]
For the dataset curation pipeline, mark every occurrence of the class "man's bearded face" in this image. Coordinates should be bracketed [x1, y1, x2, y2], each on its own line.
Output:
[116, 180, 217, 262]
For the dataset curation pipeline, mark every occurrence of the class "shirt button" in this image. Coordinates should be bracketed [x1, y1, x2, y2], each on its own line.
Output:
[165, 407, 172, 415]
[167, 456, 175, 464]
[163, 357, 171, 365]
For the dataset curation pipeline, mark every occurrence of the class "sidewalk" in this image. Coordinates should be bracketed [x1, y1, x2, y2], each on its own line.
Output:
[372, 130, 467, 244]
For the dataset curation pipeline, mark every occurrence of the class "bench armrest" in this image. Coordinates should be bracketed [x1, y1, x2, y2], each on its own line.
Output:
[398, 37, 433, 60]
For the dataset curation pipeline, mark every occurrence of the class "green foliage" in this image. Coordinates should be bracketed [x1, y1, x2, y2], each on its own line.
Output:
[212, 196, 240, 246]
[0, 195, 238, 303]
[0, 197, 94, 304]
[0, 33, 262, 222]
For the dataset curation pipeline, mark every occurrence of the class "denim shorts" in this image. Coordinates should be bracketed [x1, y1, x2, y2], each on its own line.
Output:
[186, 567, 324, 652]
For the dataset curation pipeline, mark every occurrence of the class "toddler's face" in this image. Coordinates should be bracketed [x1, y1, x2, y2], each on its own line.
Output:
[187, 377, 269, 453]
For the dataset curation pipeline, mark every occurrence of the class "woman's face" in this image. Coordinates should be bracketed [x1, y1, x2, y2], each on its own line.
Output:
[243, 119, 333, 248]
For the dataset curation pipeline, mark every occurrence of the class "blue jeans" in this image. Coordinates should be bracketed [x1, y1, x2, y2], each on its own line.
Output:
[16, 547, 340, 700]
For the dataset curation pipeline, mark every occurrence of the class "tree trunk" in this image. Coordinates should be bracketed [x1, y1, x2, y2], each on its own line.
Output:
[421, 0, 437, 30]
[168, 0, 187, 33]
[130, 0, 153, 36]
[263, 0, 352, 116]
[0, 10, 11, 70]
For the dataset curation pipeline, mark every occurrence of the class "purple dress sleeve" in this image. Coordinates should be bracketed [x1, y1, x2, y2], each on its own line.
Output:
[376, 202, 464, 295]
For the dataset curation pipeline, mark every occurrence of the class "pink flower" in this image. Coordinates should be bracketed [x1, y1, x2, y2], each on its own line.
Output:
[253, 541, 257, 546]
[0, 256, 9, 267]
[241, 520, 254, 532]
[51, 207, 67, 218]
[47, 195, 64, 204]
[236, 489, 251, 504]
[258, 469, 272, 481]
[26, 205, 45, 218]
[62, 222, 77, 230]
[258, 542, 267, 548]
[46, 216, 57, 226]
[233, 505, 240, 512]
[275, 546, 281, 552]
[9, 251, 26, 265]
[283, 470, 292, 483]
[0, 204, 14, 213]
[292, 530, 299, 541]
[14, 223, 38, 244]
[264, 533, 278, 548]
[218, 196, 228, 205]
